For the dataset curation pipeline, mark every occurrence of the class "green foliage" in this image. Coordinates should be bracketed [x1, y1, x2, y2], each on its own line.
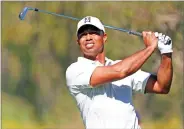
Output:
[2, 1, 183, 129]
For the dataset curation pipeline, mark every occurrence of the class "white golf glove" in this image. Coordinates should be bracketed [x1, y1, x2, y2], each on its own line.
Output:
[154, 32, 173, 54]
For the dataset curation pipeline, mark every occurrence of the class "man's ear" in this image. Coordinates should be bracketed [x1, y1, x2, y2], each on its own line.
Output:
[76, 39, 80, 45]
[103, 33, 107, 43]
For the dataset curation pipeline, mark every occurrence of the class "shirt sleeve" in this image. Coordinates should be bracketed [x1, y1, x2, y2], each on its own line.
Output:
[66, 62, 97, 88]
[131, 69, 151, 94]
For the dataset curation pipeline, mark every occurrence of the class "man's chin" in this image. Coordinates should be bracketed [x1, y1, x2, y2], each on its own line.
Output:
[83, 52, 98, 59]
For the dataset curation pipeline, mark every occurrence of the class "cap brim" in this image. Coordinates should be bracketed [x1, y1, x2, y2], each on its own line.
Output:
[77, 24, 102, 35]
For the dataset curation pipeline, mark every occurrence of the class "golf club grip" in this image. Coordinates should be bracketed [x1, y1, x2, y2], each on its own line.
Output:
[129, 31, 143, 37]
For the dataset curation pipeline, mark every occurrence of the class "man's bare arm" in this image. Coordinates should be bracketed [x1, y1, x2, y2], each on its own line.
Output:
[145, 53, 173, 94]
[90, 46, 156, 86]
[90, 31, 158, 87]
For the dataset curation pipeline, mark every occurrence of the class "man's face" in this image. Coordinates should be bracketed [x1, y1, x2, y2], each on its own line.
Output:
[77, 25, 107, 58]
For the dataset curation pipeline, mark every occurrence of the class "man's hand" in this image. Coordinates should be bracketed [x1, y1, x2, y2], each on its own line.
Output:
[142, 31, 158, 50]
[154, 32, 173, 54]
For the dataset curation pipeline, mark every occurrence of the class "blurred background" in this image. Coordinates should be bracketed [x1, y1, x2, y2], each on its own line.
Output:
[1, 1, 183, 129]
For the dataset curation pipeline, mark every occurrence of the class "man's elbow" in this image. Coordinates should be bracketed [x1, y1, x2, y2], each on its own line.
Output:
[160, 85, 171, 94]
[161, 89, 170, 94]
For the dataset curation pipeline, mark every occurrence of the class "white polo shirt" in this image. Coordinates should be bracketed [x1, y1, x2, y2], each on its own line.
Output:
[66, 57, 151, 129]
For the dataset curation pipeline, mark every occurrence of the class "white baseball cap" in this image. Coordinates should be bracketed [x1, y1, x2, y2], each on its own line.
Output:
[76, 16, 105, 35]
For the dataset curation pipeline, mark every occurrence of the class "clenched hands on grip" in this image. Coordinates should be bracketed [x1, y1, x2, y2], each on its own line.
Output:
[142, 31, 173, 54]
[142, 31, 158, 51]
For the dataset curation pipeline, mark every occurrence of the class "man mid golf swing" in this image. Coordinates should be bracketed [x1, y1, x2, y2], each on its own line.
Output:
[66, 16, 173, 129]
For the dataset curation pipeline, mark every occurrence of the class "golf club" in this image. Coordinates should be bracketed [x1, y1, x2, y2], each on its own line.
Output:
[19, 7, 143, 37]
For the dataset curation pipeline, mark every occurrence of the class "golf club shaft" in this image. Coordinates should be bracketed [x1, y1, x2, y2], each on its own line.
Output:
[19, 7, 143, 37]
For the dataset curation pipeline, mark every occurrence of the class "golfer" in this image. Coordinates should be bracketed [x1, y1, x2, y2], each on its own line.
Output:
[66, 16, 173, 129]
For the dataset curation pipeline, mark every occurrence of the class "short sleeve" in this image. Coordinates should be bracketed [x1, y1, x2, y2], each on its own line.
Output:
[66, 62, 97, 88]
[131, 70, 151, 94]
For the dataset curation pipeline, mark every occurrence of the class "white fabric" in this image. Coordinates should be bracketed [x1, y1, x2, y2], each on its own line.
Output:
[66, 57, 151, 129]
[77, 16, 105, 34]
[154, 32, 173, 54]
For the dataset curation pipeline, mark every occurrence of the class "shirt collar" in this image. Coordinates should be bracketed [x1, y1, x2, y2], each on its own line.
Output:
[78, 57, 112, 66]
[78, 57, 95, 64]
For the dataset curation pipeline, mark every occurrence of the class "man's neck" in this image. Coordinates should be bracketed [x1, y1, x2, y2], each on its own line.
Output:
[95, 53, 105, 65]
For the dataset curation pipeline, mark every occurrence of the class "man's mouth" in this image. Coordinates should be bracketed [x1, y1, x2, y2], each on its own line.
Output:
[85, 42, 94, 49]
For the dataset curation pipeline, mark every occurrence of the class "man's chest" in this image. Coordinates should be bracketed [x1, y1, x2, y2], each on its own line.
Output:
[85, 79, 133, 104]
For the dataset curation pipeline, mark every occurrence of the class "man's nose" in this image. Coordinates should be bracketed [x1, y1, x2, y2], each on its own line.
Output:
[86, 33, 92, 40]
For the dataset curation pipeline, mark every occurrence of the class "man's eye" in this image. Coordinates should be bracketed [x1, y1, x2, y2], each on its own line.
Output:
[78, 33, 87, 38]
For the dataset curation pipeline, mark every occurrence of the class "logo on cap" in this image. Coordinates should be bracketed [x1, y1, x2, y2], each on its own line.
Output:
[84, 17, 91, 23]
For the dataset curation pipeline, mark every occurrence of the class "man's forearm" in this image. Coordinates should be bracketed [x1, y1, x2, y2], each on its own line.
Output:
[113, 46, 155, 78]
[157, 53, 173, 92]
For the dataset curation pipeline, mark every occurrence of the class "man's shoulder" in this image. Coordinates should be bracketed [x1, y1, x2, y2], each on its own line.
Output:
[65, 61, 81, 86]
[65, 57, 92, 77]
[66, 61, 80, 75]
